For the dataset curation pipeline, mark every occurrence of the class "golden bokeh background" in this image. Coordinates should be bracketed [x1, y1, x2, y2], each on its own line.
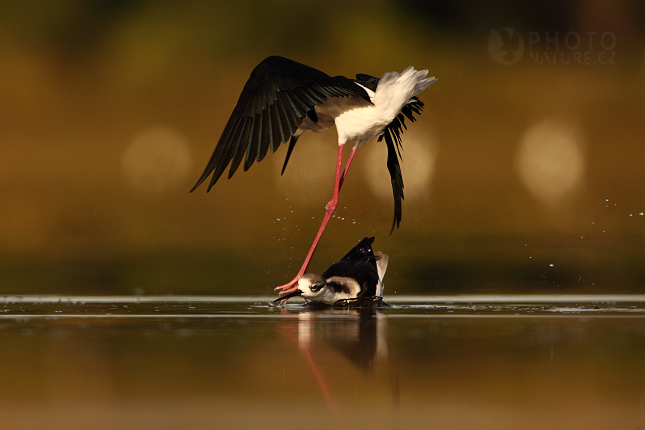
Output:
[1, 0, 644, 295]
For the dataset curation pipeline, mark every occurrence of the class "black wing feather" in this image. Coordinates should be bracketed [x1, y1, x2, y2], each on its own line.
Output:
[381, 127, 405, 234]
[226, 122, 246, 178]
[191, 56, 370, 192]
[281, 136, 299, 175]
[269, 103, 284, 152]
[339, 236, 375, 263]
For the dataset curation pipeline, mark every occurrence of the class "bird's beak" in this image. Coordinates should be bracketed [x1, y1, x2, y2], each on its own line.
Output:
[273, 289, 303, 303]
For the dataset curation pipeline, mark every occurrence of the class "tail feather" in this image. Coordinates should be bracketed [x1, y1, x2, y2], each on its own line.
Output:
[413, 74, 437, 98]
[374, 67, 435, 115]
[378, 71, 400, 86]
[374, 251, 389, 297]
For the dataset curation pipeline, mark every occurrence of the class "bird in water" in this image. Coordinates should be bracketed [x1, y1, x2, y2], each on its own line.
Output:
[274, 237, 388, 305]
[191, 56, 436, 296]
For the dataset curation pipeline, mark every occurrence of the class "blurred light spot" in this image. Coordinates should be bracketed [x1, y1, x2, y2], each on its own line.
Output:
[516, 119, 585, 206]
[122, 126, 193, 194]
[363, 128, 438, 202]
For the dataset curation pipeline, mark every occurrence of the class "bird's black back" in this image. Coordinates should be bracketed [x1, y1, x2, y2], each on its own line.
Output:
[323, 237, 380, 297]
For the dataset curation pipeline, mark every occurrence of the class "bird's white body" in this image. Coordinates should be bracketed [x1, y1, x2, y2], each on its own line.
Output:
[335, 67, 435, 147]
[294, 66, 435, 148]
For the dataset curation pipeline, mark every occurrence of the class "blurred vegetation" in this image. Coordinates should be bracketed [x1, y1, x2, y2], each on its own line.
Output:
[1, 0, 644, 295]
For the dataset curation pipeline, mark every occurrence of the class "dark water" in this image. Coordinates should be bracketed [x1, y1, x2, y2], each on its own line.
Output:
[1, 295, 644, 430]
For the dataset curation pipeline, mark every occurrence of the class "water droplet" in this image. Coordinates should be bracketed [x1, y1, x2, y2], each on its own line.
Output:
[640, 212, 644, 216]
[277, 218, 281, 222]
[629, 213, 633, 217]
[605, 198, 609, 202]
[549, 263, 554, 267]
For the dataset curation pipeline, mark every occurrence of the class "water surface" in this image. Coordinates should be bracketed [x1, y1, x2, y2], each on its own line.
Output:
[1, 295, 644, 430]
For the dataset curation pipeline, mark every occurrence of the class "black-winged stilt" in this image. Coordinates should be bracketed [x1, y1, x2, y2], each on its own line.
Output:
[273, 237, 388, 304]
[191, 56, 435, 296]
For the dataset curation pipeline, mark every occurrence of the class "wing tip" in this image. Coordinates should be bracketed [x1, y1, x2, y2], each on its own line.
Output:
[389, 217, 400, 235]
[189, 175, 208, 193]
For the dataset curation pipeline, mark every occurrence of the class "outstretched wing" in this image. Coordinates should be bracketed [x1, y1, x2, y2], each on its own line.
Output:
[191, 56, 370, 192]
[355, 73, 425, 234]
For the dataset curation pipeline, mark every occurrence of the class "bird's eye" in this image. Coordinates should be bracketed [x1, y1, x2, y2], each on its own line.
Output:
[310, 283, 323, 292]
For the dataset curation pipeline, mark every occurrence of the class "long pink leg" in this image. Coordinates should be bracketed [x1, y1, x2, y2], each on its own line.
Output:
[275, 144, 346, 294]
[339, 147, 356, 191]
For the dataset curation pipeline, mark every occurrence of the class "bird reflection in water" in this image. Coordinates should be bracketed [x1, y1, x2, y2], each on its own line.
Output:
[276, 304, 390, 412]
